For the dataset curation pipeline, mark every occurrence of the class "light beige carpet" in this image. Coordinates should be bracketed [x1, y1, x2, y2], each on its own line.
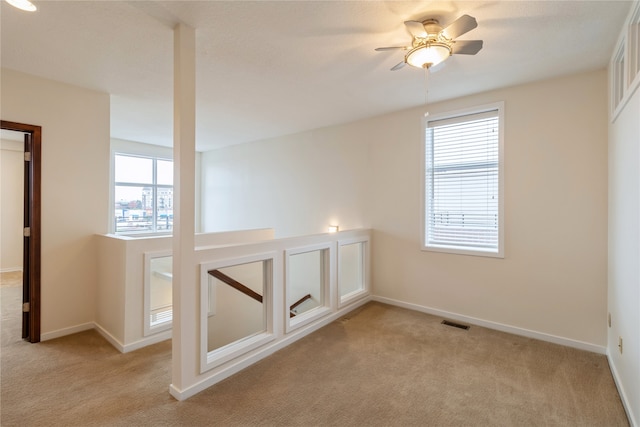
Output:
[0, 275, 629, 426]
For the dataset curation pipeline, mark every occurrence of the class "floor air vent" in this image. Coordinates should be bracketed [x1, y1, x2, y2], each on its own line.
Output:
[441, 320, 470, 330]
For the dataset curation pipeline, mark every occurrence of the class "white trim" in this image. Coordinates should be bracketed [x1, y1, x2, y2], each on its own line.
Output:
[285, 242, 334, 333]
[93, 322, 126, 352]
[286, 306, 332, 333]
[199, 251, 278, 374]
[96, 323, 172, 353]
[610, 1, 640, 122]
[613, 71, 640, 123]
[607, 351, 638, 427]
[337, 236, 371, 307]
[40, 322, 94, 342]
[611, 41, 627, 118]
[372, 296, 606, 354]
[0, 267, 22, 273]
[170, 296, 371, 401]
[122, 330, 172, 353]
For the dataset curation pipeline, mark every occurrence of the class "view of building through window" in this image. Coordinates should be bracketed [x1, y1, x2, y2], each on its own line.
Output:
[114, 154, 173, 233]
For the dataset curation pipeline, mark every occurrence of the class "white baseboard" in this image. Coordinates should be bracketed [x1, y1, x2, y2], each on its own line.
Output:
[170, 296, 371, 401]
[607, 351, 638, 427]
[372, 296, 606, 355]
[93, 322, 126, 352]
[0, 267, 22, 273]
[122, 330, 171, 353]
[93, 323, 171, 353]
[40, 322, 94, 341]
[42, 321, 171, 354]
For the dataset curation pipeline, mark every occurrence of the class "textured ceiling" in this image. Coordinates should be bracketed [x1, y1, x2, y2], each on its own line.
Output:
[0, 1, 633, 151]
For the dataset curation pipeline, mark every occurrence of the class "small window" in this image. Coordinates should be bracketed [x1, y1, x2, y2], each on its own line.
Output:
[629, 5, 640, 85]
[422, 103, 504, 257]
[612, 42, 626, 112]
[113, 153, 173, 234]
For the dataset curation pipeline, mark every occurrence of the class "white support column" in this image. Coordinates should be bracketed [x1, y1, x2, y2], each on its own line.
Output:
[170, 22, 196, 399]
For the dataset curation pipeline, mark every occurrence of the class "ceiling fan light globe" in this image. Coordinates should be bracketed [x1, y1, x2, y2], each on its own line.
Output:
[5, 0, 37, 12]
[406, 44, 450, 69]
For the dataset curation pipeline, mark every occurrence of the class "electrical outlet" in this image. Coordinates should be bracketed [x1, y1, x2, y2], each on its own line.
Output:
[608, 313, 611, 328]
[618, 336, 623, 354]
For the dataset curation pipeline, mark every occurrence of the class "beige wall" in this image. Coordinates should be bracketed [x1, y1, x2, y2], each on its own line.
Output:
[370, 70, 609, 348]
[96, 234, 127, 343]
[200, 126, 370, 238]
[1, 69, 110, 337]
[201, 70, 609, 349]
[0, 140, 24, 272]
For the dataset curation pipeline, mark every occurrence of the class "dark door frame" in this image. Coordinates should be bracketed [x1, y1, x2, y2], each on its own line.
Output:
[1, 120, 41, 343]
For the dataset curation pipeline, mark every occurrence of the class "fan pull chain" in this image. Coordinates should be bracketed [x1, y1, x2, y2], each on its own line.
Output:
[424, 67, 430, 117]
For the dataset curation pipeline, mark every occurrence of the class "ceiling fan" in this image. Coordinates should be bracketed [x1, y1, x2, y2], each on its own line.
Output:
[376, 14, 483, 71]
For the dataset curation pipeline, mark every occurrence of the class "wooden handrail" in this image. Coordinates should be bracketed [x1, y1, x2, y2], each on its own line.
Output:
[290, 294, 312, 311]
[207, 271, 314, 318]
[208, 269, 263, 303]
[289, 294, 312, 318]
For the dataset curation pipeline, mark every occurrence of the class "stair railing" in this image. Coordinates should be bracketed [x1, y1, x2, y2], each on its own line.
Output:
[208, 269, 263, 303]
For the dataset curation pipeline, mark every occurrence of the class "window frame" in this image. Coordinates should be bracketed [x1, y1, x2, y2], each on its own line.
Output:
[420, 102, 505, 258]
[112, 152, 174, 235]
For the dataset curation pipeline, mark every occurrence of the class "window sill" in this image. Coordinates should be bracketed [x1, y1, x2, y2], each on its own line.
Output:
[422, 244, 504, 259]
[106, 232, 173, 240]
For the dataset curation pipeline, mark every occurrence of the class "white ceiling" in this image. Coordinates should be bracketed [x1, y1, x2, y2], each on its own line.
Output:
[1, 1, 632, 151]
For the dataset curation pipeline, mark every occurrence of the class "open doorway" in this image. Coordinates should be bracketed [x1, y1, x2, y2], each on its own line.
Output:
[1, 121, 41, 343]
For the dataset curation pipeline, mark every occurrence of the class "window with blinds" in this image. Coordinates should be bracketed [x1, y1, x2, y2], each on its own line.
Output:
[423, 104, 504, 257]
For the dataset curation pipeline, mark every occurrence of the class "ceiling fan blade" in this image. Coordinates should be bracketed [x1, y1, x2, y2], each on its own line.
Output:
[429, 61, 447, 73]
[441, 14, 478, 39]
[404, 20, 427, 38]
[391, 61, 406, 71]
[375, 46, 409, 51]
[451, 40, 483, 55]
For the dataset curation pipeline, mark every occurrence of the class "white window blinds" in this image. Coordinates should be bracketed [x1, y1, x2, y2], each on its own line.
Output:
[424, 108, 502, 255]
